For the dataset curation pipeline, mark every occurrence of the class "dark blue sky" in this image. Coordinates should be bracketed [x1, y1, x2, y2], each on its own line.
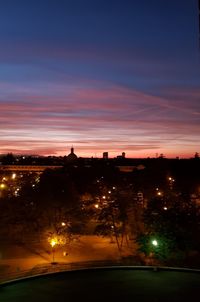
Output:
[0, 0, 199, 157]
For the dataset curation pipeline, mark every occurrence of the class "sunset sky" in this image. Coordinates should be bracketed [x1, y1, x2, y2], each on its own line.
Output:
[0, 0, 200, 158]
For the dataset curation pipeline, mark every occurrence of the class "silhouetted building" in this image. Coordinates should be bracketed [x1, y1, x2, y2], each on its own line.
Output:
[117, 152, 126, 159]
[103, 152, 108, 159]
[67, 147, 78, 161]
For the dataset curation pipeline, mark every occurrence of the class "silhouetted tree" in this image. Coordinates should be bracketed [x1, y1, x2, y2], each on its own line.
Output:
[2, 153, 15, 165]
[137, 194, 200, 262]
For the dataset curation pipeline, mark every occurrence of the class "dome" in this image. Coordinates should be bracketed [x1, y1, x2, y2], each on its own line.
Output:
[67, 147, 78, 161]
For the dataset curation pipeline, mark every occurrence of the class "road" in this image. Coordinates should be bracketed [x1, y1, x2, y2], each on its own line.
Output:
[0, 235, 136, 281]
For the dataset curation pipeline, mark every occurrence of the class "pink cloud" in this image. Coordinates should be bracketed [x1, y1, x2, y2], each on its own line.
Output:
[0, 82, 199, 158]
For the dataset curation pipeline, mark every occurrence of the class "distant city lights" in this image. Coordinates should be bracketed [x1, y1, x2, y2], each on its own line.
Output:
[12, 173, 16, 180]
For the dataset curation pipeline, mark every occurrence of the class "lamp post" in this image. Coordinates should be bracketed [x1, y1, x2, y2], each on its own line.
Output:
[50, 238, 57, 263]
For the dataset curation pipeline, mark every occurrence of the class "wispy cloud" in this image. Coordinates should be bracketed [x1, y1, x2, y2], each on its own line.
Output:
[0, 80, 199, 157]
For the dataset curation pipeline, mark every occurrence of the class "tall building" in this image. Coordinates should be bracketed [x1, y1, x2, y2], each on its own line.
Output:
[103, 152, 108, 159]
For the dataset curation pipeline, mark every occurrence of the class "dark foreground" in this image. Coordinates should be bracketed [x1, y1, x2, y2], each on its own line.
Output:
[0, 267, 200, 302]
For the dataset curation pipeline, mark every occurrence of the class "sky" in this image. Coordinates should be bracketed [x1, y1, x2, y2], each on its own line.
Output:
[0, 0, 200, 158]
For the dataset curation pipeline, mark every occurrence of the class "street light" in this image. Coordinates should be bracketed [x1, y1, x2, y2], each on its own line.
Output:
[152, 239, 158, 247]
[50, 238, 57, 263]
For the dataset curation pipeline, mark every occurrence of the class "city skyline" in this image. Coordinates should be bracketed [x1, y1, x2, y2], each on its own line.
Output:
[0, 0, 200, 158]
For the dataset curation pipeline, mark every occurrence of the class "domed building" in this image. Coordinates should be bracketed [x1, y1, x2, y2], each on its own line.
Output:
[66, 147, 78, 161]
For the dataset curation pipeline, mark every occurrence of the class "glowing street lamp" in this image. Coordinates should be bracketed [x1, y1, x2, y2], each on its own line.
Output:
[50, 238, 57, 263]
[152, 239, 158, 247]
[50, 238, 57, 247]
